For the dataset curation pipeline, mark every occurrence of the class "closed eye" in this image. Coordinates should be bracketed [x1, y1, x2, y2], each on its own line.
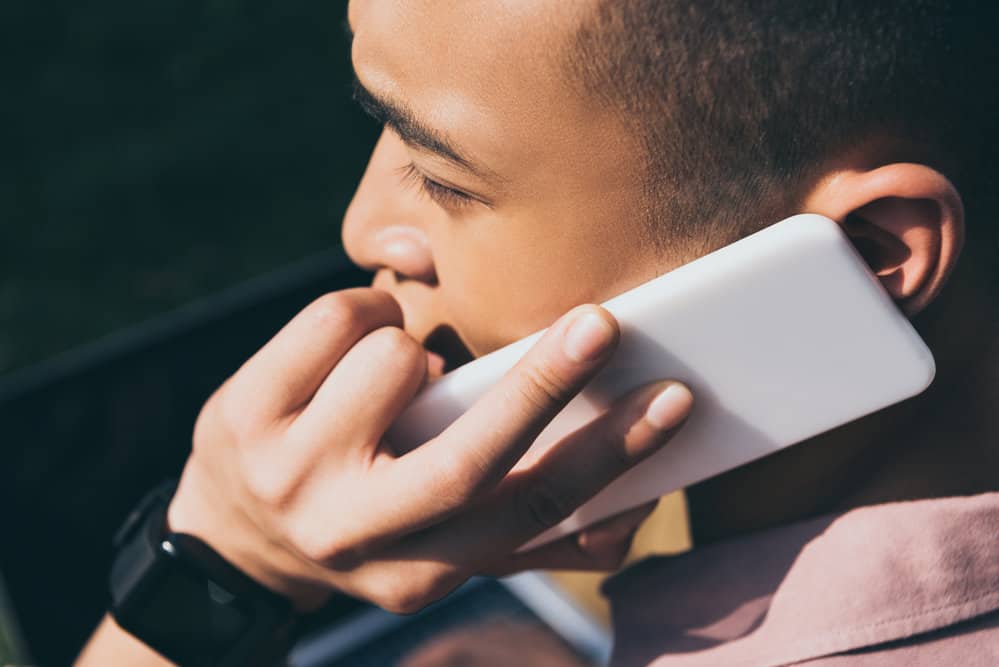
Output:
[396, 162, 483, 211]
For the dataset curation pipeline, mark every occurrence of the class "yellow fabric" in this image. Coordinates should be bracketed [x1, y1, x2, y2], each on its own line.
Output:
[549, 491, 692, 626]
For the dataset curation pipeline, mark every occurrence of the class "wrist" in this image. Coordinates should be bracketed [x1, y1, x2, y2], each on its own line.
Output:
[109, 479, 298, 666]
[166, 466, 333, 612]
[76, 615, 173, 666]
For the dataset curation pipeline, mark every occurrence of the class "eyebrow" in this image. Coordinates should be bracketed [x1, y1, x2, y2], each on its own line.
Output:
[351, 76, 495, 180]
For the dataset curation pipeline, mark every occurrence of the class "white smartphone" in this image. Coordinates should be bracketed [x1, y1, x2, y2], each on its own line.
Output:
[386, 214, 935, 549]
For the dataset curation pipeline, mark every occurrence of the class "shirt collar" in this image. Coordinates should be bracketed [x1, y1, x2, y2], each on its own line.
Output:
[605, 493, 999, 666]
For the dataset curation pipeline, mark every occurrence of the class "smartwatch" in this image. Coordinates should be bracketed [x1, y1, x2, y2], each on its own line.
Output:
[109, 481, 296, 666]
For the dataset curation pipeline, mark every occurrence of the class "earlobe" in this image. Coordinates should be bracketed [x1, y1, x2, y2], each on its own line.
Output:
[802, 163, 965, 315]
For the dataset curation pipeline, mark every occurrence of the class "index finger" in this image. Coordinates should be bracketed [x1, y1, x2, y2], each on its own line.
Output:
[390, 305, 618, 513]
[225, 288, 403, 422]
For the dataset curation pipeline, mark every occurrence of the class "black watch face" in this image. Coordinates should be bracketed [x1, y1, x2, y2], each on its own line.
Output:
[128, 563, 253, 665]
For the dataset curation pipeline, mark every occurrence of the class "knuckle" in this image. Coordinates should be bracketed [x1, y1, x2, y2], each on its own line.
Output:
[396, 334, 427, 372]
[215, 393, 246, 437]
[211, 384, 266, 442]
[515, 363, 572, 413]
[427, 450, 488, 506]
[194, 393, 248, 455]
[517, 476, 576, 532]
[369, 579, 421, 615]
[364, 326, 419, 363]
[303, 538, 351, 568]
[307, 292, 359, 330]
[372, 566, 457, 615]
[291, 525, 359, 568]
[378, 591, 424, 616]
[241, 455, 299, 511]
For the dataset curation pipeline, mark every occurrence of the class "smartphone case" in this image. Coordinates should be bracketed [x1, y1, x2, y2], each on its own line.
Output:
[386, 214, 936, 548]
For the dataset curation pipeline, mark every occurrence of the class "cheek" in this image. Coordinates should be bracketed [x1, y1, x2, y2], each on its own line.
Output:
[445, 267, 562, 356]
[432, 216, 656, 356]
[435, 247, 542, 355]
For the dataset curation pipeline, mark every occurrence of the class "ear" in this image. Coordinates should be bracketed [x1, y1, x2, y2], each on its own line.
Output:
[802, 163, 965, 315]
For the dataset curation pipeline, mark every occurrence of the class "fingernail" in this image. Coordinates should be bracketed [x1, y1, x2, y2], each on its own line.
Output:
[645, 383, 693, 430]
[562, 310, 616, 363]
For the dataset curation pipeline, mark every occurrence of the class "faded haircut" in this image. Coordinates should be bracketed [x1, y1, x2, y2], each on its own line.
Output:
[567, 0, 999, 259]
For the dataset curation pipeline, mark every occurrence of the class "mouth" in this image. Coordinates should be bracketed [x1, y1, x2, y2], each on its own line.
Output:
[422, 325, 475, 379]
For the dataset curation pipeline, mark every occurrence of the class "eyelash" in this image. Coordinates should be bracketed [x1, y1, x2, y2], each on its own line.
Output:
[396, 163, 477, 211]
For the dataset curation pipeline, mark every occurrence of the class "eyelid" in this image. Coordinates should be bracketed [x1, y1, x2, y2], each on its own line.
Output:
[396, 162, 492, 210]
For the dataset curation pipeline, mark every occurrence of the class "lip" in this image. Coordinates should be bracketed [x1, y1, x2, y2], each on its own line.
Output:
[425, 349, 447, 379]
[423, 324, 474, 379]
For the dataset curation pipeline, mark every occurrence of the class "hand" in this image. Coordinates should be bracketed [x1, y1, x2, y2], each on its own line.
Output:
[167, 288, 693, 613]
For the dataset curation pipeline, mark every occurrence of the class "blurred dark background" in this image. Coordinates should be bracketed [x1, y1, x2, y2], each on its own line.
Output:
[0, 2, 380, 664]
[0, 0, 378, 376]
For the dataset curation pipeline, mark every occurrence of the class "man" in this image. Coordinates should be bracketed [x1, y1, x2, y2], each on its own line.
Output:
[79, 0, 999, 664]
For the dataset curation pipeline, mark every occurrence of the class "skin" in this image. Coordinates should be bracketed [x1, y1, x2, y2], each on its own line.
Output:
[343, 1, 665, 357]
[77, 0, 998, 664]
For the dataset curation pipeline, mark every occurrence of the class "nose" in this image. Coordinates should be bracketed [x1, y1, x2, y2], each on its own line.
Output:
[342, 130, 438, 284]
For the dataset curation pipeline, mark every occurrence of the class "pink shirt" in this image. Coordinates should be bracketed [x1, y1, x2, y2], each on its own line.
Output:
[605, 493, 999, 666]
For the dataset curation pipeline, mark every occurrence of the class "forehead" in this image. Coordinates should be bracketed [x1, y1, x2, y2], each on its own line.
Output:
[348, 0, 611, 178]
[349, 0, 582, 89]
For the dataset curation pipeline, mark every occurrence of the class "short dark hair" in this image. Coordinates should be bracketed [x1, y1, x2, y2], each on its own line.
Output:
[568, 0, 999, 256]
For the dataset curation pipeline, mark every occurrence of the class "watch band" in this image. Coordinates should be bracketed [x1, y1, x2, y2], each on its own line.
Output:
[110, 481, 296, 667]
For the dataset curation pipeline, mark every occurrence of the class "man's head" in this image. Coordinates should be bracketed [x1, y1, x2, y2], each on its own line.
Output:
[570, 0, 995, 249]
[343, 0, 996, 370]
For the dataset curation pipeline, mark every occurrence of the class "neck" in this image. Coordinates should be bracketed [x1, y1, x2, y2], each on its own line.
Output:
[686, 260, 999, 544]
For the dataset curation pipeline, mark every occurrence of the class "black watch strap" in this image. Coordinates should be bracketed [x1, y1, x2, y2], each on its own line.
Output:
[110, 481, 296, 667]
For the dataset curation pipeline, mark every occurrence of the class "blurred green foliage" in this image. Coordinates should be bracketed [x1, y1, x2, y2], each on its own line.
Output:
[0, 1, 379, 375]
